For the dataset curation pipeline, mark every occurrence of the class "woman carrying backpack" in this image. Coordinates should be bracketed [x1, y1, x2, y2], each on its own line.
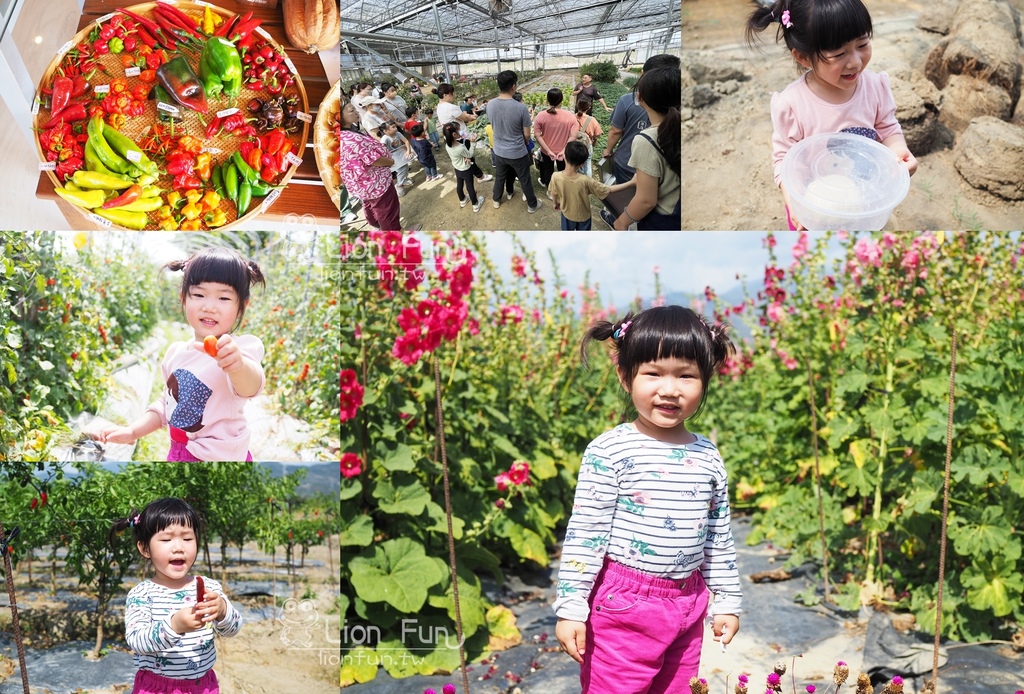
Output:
[533, 88, 580, 196]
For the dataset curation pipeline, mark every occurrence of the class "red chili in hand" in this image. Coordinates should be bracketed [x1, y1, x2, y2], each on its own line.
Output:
[203, 335, 218, 357]
[196, 575, 205, 603]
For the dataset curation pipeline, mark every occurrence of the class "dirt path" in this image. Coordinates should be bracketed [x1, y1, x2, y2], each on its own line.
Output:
[682, 0, 1024, 231]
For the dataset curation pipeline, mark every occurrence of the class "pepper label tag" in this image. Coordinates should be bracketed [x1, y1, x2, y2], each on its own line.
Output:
[261, 188, 281, 212]
[157, 102, 180, 115]
[57, 40, 73, 57]
[95, 84, 111, 94]
[125, 66, 141, 77]
[126, 150, 142, 163]
[255, 27, 272, 39]
[97, 13, 116, 25]
[217, 107, 239, 118]
[39, 161, 57, 171]
[195, 0, 213, 6]
[201, 147, 223, 155]
[284, 58, 297, 74]
[88, 213, 113, 229]
[31, 99, 40, 115]
[296, 111, 312, 123]
[285, 152, 302, 167]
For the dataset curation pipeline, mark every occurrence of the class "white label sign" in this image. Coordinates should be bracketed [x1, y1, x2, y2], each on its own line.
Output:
[261, 188, 281, 212]
[216, 107, 239, 118]
[97, 12, 116, 25]
[157, 102, 180, 115]
[126, 150, 142, 163]
[31, 99, 40, 115]
[284, 58, 297, 74]
[195, 0, 213, 6]
[124, 66, 141, 77]
[296, 111, 312, 123]
[88, 213, 113, 229]
[255, 27, 271, 39]
[95, 84, 110, 94]
[39, 161, 57, 171]
[285, 152, 302, 167]
[57, 40, 73, 57]
[201, 147, 223, 155]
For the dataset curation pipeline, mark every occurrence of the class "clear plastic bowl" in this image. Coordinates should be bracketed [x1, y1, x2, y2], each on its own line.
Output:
[780, 132, 910, 231]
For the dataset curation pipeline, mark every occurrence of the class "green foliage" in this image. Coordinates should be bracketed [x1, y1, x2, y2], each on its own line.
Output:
[578, 60, 619, 83]
[622, 75, 639, 89]
[704, 231, 1024, 642]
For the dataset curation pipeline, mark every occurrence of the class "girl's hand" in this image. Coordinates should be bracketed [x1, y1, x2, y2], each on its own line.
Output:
[711, 614, 740, 646]
[194, 335, 245, 374]
[779, 183, 807, 231]
[555, 618, 587, 664]
[197, 589, 227, 623]
[895, 147, 918, 176]
[171, 604, 207, 634]
[90, 425, 136, 445]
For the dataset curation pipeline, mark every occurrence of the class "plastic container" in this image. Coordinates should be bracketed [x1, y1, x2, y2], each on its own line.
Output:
[780, 132, 910, 231]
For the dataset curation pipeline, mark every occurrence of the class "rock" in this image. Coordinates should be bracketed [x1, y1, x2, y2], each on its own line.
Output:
[924, 0, 1022, 101]
[681, 84, 718, 109]
[680, 107, 695, 121]
[954, 115, 1024, 199]
[715, 79, 740, 95]
[890, 74, 940, 154]
[939, 74, 1014, 132]
[916, 0, 959, 34]
[683, 57, 746, 85]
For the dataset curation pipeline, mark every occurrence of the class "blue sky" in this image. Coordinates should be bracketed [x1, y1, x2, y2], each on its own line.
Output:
[481, 231, 841, 308]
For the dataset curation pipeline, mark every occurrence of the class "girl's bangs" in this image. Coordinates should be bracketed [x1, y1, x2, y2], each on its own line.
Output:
[813, 0, 873, 54]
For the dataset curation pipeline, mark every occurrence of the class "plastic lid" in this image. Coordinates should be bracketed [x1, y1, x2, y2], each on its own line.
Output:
[781, 132, 910, 216]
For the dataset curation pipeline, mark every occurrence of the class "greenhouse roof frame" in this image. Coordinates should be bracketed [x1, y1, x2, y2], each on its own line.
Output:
[341, 0, 680, 67]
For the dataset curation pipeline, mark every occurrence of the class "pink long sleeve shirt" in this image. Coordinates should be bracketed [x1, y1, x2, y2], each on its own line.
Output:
[771, 69, 902, 187]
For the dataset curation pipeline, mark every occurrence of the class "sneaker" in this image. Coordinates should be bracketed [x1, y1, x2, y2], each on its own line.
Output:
[492, 200, 501, 209]
[522, 194, 527, 202]
[397, 187, 407, 198]
[460, 198, 468, 208]
[473, 198, 485, 212]
[476, 174, 493, 182]
[600, 209, 617, 229]
[527, 198, 543, 214]
[546, 190, 554, 201]
[505, 191, 514, 200]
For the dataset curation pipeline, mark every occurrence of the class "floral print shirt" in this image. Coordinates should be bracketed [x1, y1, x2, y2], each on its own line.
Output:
[340, 130, 392, 201]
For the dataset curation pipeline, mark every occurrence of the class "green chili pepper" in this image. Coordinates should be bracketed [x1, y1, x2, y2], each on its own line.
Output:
[116, 196, 164, 213]
[231, 150, 259, 186]
[84, 139, 117, 176]
[248, 180, 278, 197]
[87, 115, 132, 175]
[237, 180, 251, 216]
[212, 163, 225, 198]
[55, 186, 106, 209]
[93, 207, 148, 230]
[102, 123, 159, 176]
[224, 161, 238, 205]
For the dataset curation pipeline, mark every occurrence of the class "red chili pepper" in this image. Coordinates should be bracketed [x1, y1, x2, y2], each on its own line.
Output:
[40, 102, 88, 129]
[196, 575, 206, 602]
[204, 115, 222, 139]
[70, 75, 91, 98]
[172, 172, 203, 190]
[30, 497, 38, 510]
[93, 39, 110, 55]
[239, 140, 255, 158]
[122, 35, 137, 52]
[51, 75, 73, 115]
[166, 153, 195, 176]
[221, 113, 244, 132]
[231, 17, 262, 44]
[155, 2, 203, 39]
[99, 24, 115, 41]
[233, 124, 257, 138]
[102, 183, 143, 209]
[264, 128, 285, 155]
[214, 14, 238, 38]
[145, 51, 163, 71]
[136, 24, 159, 49]
[40, 491, 47, 506]
[203, 335, 218, 357]
[116, 8, 165, 43]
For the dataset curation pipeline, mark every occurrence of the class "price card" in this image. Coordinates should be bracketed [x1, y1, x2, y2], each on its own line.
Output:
[285, 152, 302, 167]
[216, 107, 239, 118]
[39, 161, 57, 172]
[124, 66, 141, 77]
[57, 40, 74, 58]
[284, 58, 297, 74]
[201, 147, 223, 155]
[126, 150, 142, 163]
[296, 111, 312, 123]
[31, 99, 39, 116]
[255, 27, 271, 39]
[97, 12, 116, 25]
[157, 102, 180, 115]
[261, 188, 281, 212]
[95, 84, 111, 94]
[88, 213, 113, 229]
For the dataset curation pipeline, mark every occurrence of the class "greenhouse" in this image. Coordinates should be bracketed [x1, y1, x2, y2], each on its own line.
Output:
[340, 0, 682, 231]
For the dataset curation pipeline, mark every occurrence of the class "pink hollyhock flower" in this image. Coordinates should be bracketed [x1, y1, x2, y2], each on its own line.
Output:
[854, 237, 883, 267]
[792, 232, 808, 260]
[467, 318, 480, 335]
[340, 370, 365, 422]
[397, 307, 421, 332]
[511, 255, 527, 277]
[494, 498, 507, 509]
[900, 249, 921, 271]
[784, 357, 799, 370]
[499, 304, 524, 325]
[392, 330, 424, 366]
[763, 234, 776, 249]
[507, 460, 531, 485]
[559, 289, 568, 299]
[881, 231, 897, 248]
[449, 262, 474, 299]
[766, 302, 785, 322]
[494, 472, 513, 491]
[341, 452, 362, 479]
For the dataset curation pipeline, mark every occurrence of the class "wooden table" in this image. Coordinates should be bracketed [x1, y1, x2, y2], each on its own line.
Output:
[35, 0, 339, 230]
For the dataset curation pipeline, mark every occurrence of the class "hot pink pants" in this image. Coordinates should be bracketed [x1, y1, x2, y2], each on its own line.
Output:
[133, 668, 218, 694]
[580, 559, 710, 694]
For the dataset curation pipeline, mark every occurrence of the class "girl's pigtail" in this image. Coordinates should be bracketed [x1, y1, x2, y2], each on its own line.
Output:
[247, 260, 267, 290]
[744, 0, 784, 49]
[579, 313, 633, 369]
[164, 259, 187, 273]
[707, 321, 737, 372]
[108, 507, 140, 546]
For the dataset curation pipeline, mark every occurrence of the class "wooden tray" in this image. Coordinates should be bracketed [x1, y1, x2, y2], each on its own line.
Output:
[313, 79, 340, 211]
[33, 1, 310, 231]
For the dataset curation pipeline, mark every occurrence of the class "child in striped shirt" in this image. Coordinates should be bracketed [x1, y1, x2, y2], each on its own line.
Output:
[554, 305, 742, 692]
[113, 498, 241, 694]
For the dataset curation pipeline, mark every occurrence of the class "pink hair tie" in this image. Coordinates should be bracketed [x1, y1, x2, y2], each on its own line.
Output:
[613, 320, 632, 340]
[781, 9, 793, 28]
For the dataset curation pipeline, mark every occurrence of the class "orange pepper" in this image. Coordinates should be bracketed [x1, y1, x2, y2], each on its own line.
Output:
[139, 69, 157, 83]
[195, 152, 211, 182]
[246, 147, 262, 172]
[121, 54, 135, 69]
[110, 78, 128, 94]
[177, 135, 203, 156]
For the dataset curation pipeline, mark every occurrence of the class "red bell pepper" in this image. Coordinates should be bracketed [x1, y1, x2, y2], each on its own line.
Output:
[172, 172, 203, 190]
[70, 75, 91, 98]
[166, 153, 195, 176]
[102, 183, 143, 209]
[51, 76, 73, 115]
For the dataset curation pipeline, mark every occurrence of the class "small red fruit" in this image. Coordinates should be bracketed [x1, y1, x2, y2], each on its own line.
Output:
[196, 575, 205, 603]
[203, 335, 218, 357]
[40, 492, 47, 506]
[30, 497, 38, 510]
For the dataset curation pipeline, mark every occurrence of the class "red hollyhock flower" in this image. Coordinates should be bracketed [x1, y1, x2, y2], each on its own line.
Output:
[507, 460, 530, 485]
[340, 369, 364, 422]
[341, 452, 363, 479]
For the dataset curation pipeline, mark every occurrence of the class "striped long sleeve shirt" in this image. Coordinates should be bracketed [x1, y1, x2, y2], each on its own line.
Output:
[553, 424, 743, 622]
[126, 576, 242, 679]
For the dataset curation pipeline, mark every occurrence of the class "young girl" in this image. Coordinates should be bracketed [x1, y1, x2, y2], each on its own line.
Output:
[91, 247, 266, 461]
[575, 97, 603, 178]
[113, 497, 241, 693]
[746, 0, 918, 230]
[377, 121, 414, 195]
[443, 121, 485, 213]
[422, 106, 441, 149]
[554, 306, 741, 692]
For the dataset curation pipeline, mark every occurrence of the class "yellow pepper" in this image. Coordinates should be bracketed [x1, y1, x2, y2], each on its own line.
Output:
[201, 190, 221, 210]
[158, 205, 175, 220]
[195, 152, 212, 182]
[185, 188, 203, 205]
[181, 201, 203, 221]
[166, 191, 183, 208]
[181, 219, 202, 231]
[158, 216, 179, 231]
[203, 209, 228, 227]
[202, 6, 222, 34]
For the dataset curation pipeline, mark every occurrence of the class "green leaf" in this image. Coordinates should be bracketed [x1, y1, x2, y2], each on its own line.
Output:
[486, 604, 522, 650]
[373, 479, 430, 515]
[493, 435, 523, 459]
[425, 501, 465, 539]
[962, 555, 1024, 616]
[37, 360, 54, 372]
[6, 330, 21, 349]
[428, 571, 486, 637]
[340, 646, 379, 686]
[382, 443, 415, 472]
[531, 451, 558, 480]
[340, 478, 362, 501]
[508, 525, 548, 565]
[5, 362, 15, 385]
[949, 508, 1016, 557]
[339, 514, 374, 547]
[349, 538, 443, 612]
